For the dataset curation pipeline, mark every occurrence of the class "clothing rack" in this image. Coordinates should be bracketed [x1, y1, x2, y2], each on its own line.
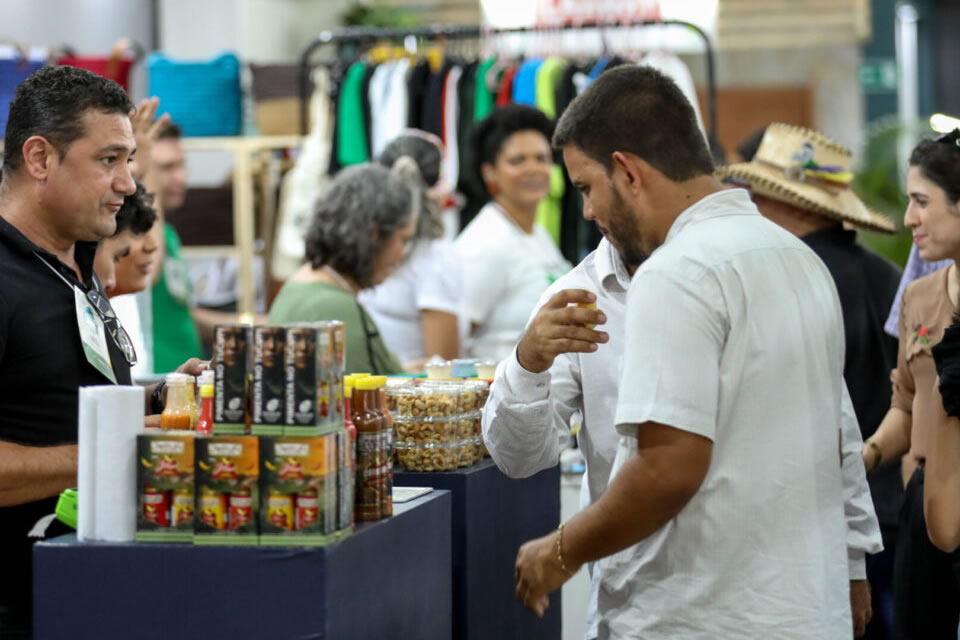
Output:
[298, 20, 718, 139]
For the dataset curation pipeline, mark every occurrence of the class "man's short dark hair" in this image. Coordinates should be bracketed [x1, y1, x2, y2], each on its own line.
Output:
[553, 66, 714, 181]
[114, 181, 158, 236]
[469, 105, 555, 191]
[157, 122, 181, 141]
[2, 65, 134, 174]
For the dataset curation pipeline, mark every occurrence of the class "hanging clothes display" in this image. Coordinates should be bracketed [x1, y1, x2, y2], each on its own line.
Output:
[307, 21, 717, 266]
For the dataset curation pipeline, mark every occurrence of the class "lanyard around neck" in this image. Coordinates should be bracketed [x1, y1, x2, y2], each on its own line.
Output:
[34, 251, 85, 292]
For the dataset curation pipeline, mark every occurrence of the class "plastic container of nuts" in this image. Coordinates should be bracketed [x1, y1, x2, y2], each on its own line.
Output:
[459, 381, 489, 413]
[396, 441, 460, 472]
[416, 381, 463, 418]
[384, 383, 418, 417]
[393, 415, 460, 445]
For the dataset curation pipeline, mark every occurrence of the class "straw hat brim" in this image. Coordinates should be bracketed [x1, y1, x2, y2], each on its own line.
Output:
[717, 162, 896, 234]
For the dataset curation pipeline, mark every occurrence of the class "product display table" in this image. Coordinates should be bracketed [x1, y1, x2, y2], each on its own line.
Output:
[33, 490, 451, 640]
[394, 460, 561, 640]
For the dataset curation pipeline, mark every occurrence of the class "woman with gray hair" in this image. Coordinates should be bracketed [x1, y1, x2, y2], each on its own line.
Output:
[268, 163, 418, 374]
[359, 131, 464, 368]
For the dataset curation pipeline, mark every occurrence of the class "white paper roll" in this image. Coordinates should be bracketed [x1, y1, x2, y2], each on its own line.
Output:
[76, 388, 98, 542]
[78, 385, 145, 542]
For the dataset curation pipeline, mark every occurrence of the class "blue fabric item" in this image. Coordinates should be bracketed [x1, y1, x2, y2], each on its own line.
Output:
[0, 52, 45, 135]
[884, 244, 952, 337]
[511, 58, 542, 106]
[148, 52, 242, 137]
[588, 56, 610, 83]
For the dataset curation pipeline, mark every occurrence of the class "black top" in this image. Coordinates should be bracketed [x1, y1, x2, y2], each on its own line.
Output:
[802, 227, 904, 537]
[0, 214, 132, 611]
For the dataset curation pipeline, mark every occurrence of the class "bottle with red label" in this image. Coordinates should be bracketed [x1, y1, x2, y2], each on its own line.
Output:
[343, 376, 357, 529]
[195, 370, 214, 436]
[369, 376, 393, 518]
[229, 487, 253, 529]
[296, 488, 320, 530]
[353, 376, 383, 521]
[143, 484, 170, 526]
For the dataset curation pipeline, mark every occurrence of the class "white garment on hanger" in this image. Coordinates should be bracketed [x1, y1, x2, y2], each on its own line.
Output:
[442, 66, 463, 191]
[638, 50, 707, 140]
[370, 58, 411, 158]
[272, 67, 334, 281]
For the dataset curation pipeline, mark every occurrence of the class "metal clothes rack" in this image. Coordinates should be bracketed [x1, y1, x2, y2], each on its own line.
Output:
[298, 20, 717, 139]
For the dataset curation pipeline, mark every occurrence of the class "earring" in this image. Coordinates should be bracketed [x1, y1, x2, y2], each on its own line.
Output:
[485, 180, 498, 196]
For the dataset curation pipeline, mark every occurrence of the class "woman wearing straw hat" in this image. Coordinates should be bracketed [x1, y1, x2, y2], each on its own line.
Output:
[718, 123, 900, 639]
[850, 129, 960, 639]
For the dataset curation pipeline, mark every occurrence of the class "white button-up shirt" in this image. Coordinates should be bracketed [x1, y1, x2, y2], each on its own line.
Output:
[483, 189, 881, 639]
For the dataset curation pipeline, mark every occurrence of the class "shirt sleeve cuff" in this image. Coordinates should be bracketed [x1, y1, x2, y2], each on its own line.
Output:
[503, 347, 552, 402]
[848, 549, 867, 581]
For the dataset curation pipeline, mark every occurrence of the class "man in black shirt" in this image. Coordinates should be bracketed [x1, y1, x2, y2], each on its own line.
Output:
[0, 66, 200, 639]
[719, 123, 902, 640]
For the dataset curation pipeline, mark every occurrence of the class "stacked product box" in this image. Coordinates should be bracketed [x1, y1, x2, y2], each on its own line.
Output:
[136, 433, 195, 543]
[195, 435, 259, 545]
[252, 326, 286, 436]
[259, 434, 339, 546]
[214, 324, 252, 435]
[284, 323, 342, 437]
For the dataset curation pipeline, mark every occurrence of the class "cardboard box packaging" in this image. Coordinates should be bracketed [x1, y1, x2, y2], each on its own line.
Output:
[136, 433, 195, 543]
[195, 435, 260, 545]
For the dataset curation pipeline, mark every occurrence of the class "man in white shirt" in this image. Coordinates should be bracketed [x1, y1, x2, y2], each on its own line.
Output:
[510, 65, 866, 638]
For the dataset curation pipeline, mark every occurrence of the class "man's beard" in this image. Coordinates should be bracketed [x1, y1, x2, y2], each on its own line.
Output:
[608, 185, 653, 267]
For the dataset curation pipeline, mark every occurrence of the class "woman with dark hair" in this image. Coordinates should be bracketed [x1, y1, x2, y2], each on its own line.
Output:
[359, 131, 464, 368]
[455, 105, 571, 361]
[861, 129, 960, 638]
[268, 163, 418, 374]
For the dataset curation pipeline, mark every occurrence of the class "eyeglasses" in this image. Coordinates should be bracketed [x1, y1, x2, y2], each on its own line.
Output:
[84, 287, 138, 366]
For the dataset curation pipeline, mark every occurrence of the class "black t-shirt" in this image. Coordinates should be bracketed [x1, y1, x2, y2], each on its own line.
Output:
[0, 215, 133, 611]
[802, 228, 904, 537]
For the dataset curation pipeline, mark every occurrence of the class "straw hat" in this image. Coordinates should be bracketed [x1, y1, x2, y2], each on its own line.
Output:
[716, 123, 896, 234]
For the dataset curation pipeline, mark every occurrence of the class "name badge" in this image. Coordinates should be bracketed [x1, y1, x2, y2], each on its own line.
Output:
[74, 286, 117, 384]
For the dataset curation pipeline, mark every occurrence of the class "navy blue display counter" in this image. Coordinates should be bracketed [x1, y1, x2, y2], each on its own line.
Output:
[394, 460, 561, 640]
[33, 490, 452, 640]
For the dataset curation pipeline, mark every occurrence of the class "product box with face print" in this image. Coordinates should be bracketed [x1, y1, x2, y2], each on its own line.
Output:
[252, 326, 286, 436]
[283, 325, 336, 436]
[136, 433, 195, 543]
[194, 435, 259, 545]
[328, 320, 346, 430]
[259, 435, 338, 546]
[214, 324, 252, 435]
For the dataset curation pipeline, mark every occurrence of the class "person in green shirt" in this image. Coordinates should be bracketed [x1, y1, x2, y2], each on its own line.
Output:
[269, 162, 419, 374]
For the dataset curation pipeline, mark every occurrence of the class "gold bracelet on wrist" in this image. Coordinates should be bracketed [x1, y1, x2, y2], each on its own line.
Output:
[866, 439, 882, 470]
[555, 522, 575, 576]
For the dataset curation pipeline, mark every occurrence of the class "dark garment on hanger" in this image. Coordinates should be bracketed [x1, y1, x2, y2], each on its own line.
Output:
[326, 61, 346, 175]
[558, 160, 582, 265]
[555, 61, 580, 118]
[360, 62, 378, 160]
[495, 65, 518, 106]
[456, 61, 478, 197]
[422, 58, 453, 139]
[406, 58, 431, 130]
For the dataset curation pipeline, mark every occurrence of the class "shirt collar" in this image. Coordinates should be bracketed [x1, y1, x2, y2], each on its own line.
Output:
[595, 236, 632, 293]
[0, 214, 99, 288]
[664, 188, 758, 245]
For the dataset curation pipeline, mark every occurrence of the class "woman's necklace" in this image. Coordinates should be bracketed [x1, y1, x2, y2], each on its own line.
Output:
[322, 265, 356, 295]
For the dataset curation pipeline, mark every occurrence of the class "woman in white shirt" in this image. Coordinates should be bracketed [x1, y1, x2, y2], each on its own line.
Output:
[359, 131, 463, 369]
[456, 105, 571, 361]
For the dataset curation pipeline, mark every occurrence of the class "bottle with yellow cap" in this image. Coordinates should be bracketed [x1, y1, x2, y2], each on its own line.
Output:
[353, 376, 384, 520]
[367, 376, 393, 518]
